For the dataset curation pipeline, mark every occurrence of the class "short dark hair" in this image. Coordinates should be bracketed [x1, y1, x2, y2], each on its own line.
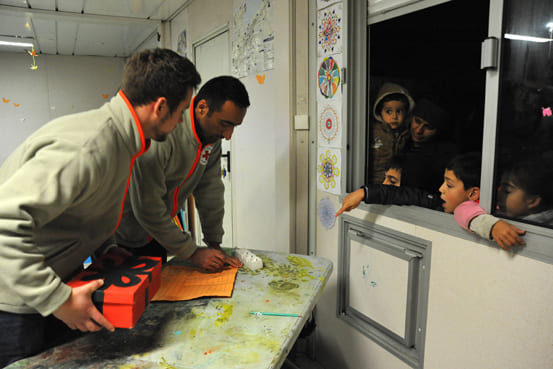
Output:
[446, 152, 481, 189]
[121, 48, 201, 113]
[385, 154, 406, 171]
[194, 76, 250, 113]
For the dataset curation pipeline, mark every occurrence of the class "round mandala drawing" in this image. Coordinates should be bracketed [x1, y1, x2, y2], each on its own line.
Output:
[318, 197, 336, 230]
[318, 56, 340, 98]
[318, 8, 342, 54]
[319, 105, 339, 143]
[317, 150, 340, 190]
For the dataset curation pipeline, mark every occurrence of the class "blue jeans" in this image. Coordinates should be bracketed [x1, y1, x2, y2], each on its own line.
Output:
[0, 311, 81, 368]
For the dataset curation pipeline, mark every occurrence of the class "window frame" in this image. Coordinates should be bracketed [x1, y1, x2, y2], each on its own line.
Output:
[344, 0, 553, 265]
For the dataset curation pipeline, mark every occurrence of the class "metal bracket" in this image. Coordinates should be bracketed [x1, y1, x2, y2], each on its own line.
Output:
[481, 37, 498, 70]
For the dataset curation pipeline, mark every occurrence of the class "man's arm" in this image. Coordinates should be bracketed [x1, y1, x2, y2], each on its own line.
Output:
[127, 142, 199, 260]
[192, 143, 242, 269]
[0, 146, 113, 331]
[127, 142, 239, 271]
[191, 142, 225, 246]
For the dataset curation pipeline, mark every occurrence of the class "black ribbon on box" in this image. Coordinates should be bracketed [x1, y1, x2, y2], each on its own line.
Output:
[80, 256, 158, 313]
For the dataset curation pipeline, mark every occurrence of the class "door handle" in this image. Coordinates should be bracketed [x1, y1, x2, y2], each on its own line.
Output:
[221, 151, 231, 173]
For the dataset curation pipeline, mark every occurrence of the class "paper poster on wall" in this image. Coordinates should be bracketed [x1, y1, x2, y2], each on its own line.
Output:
[317, 54, 342, 101]
[317, 2, 342, 56]
[317, 148, 341, 194]
[318, 99, 342, 147]
[318, 197, 337, 229]
[317, 0, 341, 10]
[177, 29, 187, 57]
[232, 0, 274, 77]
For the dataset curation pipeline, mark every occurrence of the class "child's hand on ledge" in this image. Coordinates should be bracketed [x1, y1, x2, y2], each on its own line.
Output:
[491, 220, 526, 250]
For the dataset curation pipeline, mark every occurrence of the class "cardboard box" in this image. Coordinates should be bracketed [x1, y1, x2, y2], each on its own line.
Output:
[67, 254, 162, 328]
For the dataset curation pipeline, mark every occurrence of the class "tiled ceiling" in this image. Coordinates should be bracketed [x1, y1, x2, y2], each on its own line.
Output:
[0, 0, 191, 56]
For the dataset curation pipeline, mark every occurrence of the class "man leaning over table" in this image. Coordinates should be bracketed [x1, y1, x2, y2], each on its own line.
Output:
[0, 48, 201, 368]
[116, 76, 250, 272]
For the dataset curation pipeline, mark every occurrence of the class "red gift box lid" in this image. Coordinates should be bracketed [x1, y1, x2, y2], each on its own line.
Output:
[68, 254, 161, 305]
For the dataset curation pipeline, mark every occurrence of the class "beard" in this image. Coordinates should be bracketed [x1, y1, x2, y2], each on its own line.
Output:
[151, 112, 172, 142]
[152, 129, 168, 142]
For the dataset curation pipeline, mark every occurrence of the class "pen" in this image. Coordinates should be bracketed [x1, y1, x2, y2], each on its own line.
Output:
[250, 311, 301, 317]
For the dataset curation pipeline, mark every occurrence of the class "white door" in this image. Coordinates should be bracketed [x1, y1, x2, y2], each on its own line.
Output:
[193, 28, 233, 247]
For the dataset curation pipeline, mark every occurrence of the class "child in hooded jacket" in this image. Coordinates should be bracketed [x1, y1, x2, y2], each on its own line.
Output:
[368, 82, 415, 184]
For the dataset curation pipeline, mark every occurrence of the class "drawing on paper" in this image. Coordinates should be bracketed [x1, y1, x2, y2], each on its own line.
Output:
[317, 149, 340, 191]
[318, 56, 340, 98]
[318, 197, 336, 230]
[319, 104, 340, 145]
[177, 30, 187, 57]
[317, 3, 342, 56]
[232, 0, 274, 77]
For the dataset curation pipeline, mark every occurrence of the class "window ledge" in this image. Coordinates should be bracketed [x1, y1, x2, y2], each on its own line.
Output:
[354, 202, 553, 265]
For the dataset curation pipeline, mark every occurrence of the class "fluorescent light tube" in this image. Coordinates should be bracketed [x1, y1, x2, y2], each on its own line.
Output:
[504, 33, 552, 43]
[0, 40, 34, 47]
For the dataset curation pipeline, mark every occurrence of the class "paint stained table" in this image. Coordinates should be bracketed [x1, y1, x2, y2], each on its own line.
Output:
[7, 250, 333, 369]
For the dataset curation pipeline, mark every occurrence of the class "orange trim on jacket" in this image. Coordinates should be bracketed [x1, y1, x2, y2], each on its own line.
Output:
[114, 90, 151, 232]
[171, 96, 203, 218]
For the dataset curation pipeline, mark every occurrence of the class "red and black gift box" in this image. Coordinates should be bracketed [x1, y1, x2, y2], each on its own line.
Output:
[67, 254, 162, 328]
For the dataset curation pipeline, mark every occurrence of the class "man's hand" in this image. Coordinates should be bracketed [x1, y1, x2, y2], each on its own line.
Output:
[190, 248, 236, 272]
[53, 280, 115, 332]
[491, 220, 526, 250]
[223, 254, 243, 268]
[205, 242, 242, 268]
[335, 188, 365, 217]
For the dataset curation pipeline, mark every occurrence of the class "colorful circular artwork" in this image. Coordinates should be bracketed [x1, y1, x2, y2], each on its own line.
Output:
[317, 150, 340, 190]
[318, 8, 342, 54]
[318, 56, 340, 99]
[319, 105, 339, 143]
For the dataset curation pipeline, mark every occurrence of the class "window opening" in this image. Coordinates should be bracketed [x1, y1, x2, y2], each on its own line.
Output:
[366, 0, 489, 195]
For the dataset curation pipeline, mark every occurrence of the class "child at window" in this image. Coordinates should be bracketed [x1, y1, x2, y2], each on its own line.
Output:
[336, 152, 526, 250]
[497, 156, 553, 224]
[368, 82, 415, 184]
[380, 99, 457, 191]
[456, 155, 553, 238]
[382, 154, 405, 187]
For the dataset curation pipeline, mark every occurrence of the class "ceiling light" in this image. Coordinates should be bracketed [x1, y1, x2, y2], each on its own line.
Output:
[504, 33, 552, 43]
[0, 40, 34, 47]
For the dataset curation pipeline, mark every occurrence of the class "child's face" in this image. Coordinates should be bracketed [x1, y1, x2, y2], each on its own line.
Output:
[383, 168, 401, 186]
[410, 116, 438, 143]
[380, 101, 407, 130]
[497, 176, 539, 217]
[439, 169, 472, 213]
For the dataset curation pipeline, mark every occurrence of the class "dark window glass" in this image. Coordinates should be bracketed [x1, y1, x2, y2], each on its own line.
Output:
[494, 0, 553, 227]
[367, 0, 489, 195]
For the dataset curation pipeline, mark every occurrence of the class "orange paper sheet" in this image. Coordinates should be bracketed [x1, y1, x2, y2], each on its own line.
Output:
[152, 265, 238, 301]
